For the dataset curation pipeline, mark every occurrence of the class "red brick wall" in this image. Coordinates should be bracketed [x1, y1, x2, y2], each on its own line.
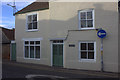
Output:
[2, 44, 10, 60]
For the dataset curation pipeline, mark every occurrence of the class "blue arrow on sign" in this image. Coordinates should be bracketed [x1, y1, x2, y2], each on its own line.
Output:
[97, 29, 106, 38]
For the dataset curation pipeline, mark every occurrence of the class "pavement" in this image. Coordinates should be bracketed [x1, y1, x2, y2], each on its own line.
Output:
[2, 60, 120, 80]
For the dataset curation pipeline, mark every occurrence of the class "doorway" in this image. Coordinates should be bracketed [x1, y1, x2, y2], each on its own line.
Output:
[52, 40, 63, 67]
[10, 41, 16, 61]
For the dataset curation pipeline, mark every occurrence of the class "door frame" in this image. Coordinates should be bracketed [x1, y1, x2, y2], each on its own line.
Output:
[51, 41, 64, 67]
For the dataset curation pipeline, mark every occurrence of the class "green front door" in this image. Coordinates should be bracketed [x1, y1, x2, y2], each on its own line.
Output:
[53, 44, 63, 67]
[11, 43, 16, 61]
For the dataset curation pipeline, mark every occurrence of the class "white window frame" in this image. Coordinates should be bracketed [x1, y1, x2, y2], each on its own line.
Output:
[26, 13, 38, 32]
[79, 41, 96, 62]
[23, 38, 42, 60]
[78, 9, 95, 30]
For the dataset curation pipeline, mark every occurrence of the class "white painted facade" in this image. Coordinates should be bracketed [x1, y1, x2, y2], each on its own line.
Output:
[15, 2, 119, 72]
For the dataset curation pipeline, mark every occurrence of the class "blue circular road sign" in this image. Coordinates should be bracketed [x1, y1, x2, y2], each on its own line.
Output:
[97, 29, 106, 38]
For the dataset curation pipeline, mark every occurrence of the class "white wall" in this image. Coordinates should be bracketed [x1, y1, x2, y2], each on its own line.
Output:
[15, 2, 118, 72]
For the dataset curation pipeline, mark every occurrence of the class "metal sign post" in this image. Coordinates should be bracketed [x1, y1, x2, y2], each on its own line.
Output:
[97, 29, 106, 72]
[101, 38, 103, 72]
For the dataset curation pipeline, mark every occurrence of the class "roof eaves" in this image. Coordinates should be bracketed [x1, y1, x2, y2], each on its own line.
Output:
[15, 8, 49, 15]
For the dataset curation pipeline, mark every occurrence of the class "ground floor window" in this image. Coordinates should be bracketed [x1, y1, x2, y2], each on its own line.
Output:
[24, 40, 40, 59]
[79, 41, 96, 61]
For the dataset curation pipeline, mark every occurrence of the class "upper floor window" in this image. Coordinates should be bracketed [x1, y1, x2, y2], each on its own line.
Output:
[79, 9, 94, 30]
[27, 14, 38, 31]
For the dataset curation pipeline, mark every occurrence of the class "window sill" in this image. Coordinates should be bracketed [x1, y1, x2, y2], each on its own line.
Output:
[79, 59, 96, 63]
[79, 28, 96, 30]
[26, 29, 39, 32]
[24, 58, 40, 60]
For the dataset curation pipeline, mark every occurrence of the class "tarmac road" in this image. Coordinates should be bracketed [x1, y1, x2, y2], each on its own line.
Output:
[2, 60, 119, 80]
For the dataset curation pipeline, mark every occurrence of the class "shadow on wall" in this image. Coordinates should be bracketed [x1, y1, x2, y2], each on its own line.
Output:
[16, 3, 118, 38]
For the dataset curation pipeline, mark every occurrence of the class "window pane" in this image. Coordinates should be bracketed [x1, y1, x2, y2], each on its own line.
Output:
[33, 14, 37, 21]
[28, 15, 32, 22]
[81, 43, 87, 50]
[25, 46, 29, 58]
[33, 22, 37, 29]
[81, 20, 86, 28]
[55, 40, 59, 43]
[36, 41, 40, 44]
[28, 23, 32, 29]
[87, 20, 93, 27]
[53, 40, 63, 43]
[81, 51, 87, 59]
[88, 52, 94, 59]
[81, 12, 86, 19]
[30, 41, 34, 45]
[59, 40, 63, 43]
[87, 11, 92, 19]
[25, 41, 29, 44]
[88, 43, 94, 50]
[30, 46, 34, 58]
[53, 41, 56, 43]
[35, 46, 40, 58]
